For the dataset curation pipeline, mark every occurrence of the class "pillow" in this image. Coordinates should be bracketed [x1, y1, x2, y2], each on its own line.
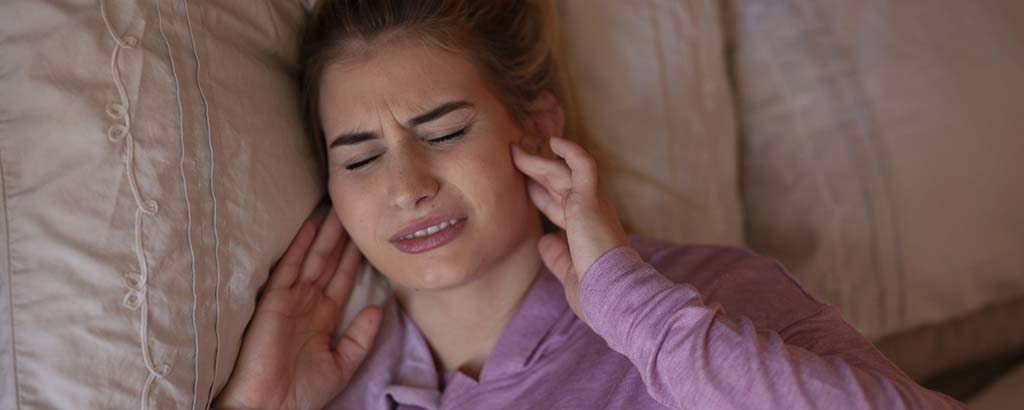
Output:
[968, 359, 1024, 410]
[556, 0, 745, 246]
[730, 0, 1024, 351]
[0, 1, 321, 408]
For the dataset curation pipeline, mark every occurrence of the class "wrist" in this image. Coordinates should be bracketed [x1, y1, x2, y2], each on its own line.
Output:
[213, 387, 273, 410]
[578, 245, 643, 325]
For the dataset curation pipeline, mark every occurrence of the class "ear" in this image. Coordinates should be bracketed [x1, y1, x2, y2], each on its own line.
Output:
[520, 91, 565, 154]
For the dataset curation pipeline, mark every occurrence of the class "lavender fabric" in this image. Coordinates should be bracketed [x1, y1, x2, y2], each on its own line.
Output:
[326, 237, 963, 409]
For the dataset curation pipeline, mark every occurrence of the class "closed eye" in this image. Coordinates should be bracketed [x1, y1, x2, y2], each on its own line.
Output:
[426, 129, 466, 144]
[345, 153, 382, 170]
[345, 129, 465, 171]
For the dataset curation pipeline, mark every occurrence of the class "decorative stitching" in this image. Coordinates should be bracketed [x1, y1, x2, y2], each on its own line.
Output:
[99, 1, 170, 409]
[180, 1, 224, 408]
[1, 150, 22, 409]
[153, 2, 204, 410]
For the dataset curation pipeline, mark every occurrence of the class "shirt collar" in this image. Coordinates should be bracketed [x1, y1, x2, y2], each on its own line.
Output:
[476, 270, 574, 381]
[366, 269, 576, 408]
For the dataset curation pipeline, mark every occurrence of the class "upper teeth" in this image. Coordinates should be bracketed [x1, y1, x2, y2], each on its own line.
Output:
[401, 219, 459, 240]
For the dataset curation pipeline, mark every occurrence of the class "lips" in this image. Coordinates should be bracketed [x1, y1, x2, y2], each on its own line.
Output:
[389, 213, 468, 254]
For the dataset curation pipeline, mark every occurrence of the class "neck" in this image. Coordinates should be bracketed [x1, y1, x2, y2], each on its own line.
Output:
[394, 232, 543, 380]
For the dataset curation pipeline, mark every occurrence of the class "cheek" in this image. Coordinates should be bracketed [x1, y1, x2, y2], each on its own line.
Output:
[454, 139, 528, 209]
[328, 180, 380, 248]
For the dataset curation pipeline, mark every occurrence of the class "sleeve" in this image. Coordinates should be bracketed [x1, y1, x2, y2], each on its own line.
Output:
[577, 246, 966, 410]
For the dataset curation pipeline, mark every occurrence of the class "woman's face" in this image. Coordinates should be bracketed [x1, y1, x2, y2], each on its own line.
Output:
[318, 39, 542, 292]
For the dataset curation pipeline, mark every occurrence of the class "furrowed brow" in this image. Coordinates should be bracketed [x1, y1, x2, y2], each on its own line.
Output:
[327, 101, 472, 148]
[406, 100, 473, 127]
[328, 131, 377, 149]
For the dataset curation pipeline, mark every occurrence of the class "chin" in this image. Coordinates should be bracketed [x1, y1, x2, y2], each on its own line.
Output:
[368, 236, 475, 290]
[414, 266, 478, 291]
[384, 255, 482, 292]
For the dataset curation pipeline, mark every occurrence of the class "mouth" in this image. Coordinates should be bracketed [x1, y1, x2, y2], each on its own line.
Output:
[389, 214, 468, 254]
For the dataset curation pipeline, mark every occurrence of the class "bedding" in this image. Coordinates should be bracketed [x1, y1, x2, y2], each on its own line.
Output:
[729, 0, 1024, 377]
[11, 0, 1015, 407]
[0, 1, 320, 408]
[968, 360, 1024, 410]
[556, 0, 745, 247]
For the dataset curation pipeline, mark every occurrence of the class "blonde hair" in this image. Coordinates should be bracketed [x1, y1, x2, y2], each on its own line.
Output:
[299, 0, 587, 170]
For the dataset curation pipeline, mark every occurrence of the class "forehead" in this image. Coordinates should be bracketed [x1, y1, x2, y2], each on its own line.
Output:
[318, 40, 493, 130]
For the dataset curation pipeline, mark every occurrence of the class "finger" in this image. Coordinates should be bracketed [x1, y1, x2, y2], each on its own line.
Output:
[300, 210, 344, 284]
[333, 306, 383, 381]
[549, 137, 599, 194]
[512, 144, 573, 195]
[527, 180, 566, 228]
[313, 233, 345, 290]
[538, 232, 574, 284]
[325, 237, 363, 306]
[267, 221, 316, 290]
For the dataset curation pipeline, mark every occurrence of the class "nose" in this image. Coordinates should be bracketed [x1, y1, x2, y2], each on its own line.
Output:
[387, 145, 440, 210]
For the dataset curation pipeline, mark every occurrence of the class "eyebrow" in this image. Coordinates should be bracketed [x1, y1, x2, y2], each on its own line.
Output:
[328, 100, 474, 150]
[328, 131, 376, 148]
[406, 100, 473, 127]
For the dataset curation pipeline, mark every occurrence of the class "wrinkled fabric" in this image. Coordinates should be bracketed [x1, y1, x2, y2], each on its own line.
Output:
[558, 0, 745, 247]
[0, 1, 320, 408]
[968, 360, 1024, 410]
[731, 0, 1024, 347]
[328, 237, 963, 409]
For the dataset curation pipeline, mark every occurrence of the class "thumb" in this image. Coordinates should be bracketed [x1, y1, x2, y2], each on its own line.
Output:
[538, 232, 573, 284]
[333, 306, 382, 382]
[538, 232, 585, 321]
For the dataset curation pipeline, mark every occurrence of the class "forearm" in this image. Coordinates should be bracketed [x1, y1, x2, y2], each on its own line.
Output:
[579, 246, 964, 410]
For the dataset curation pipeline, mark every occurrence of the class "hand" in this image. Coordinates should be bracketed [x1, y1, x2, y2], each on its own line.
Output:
[215, 210, 382, 410]
[511, 137, 628, 320]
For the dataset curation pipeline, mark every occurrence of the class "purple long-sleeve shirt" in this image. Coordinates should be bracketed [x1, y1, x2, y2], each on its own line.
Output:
[326, 237, 963, 409]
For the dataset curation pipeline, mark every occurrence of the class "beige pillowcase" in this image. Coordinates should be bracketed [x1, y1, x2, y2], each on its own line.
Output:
[557, 0, 745, 247]
[731, 0, 1024, 344]
[1, 1, 321, 408]
[969, 359, 1024, 410]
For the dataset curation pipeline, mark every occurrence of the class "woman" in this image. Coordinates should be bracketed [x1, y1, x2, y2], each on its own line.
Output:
[215, 1, 964, 409]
